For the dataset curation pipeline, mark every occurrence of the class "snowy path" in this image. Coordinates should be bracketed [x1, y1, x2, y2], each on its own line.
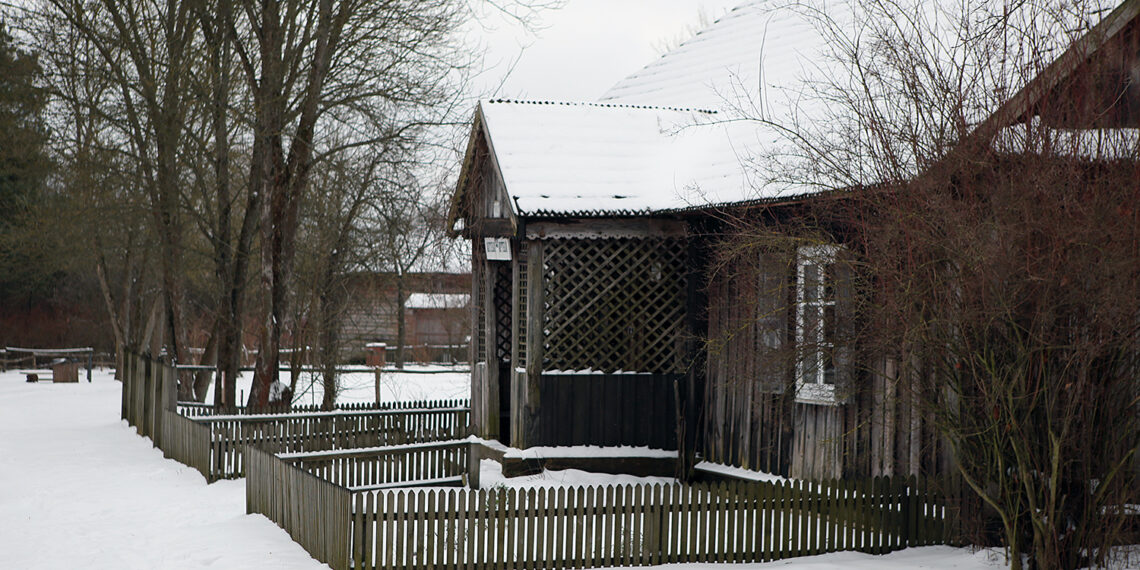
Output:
[0, 369, 1011, 569]
[0, 370, 327, 570]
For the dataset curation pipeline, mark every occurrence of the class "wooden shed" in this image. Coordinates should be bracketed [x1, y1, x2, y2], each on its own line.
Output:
[448, 101, 714, 450]
[449, 0, 1140, 480]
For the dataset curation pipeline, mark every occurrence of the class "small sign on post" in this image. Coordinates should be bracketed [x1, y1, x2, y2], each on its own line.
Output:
[484, 237, 512, 261]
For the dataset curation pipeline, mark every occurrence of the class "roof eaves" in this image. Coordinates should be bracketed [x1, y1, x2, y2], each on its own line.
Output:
[483, 98, 719, 116]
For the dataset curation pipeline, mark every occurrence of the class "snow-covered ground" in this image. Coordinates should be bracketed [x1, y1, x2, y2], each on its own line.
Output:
[0, 369, 327, 569]
[0, 368, 1012, 569]
[198, 366, 470, 406]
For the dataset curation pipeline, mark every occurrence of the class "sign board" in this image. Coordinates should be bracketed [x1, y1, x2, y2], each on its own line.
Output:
[484, 237, 512, 261]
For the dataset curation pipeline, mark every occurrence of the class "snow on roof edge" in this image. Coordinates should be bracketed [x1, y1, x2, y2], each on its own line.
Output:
[482, 98, 718, 116]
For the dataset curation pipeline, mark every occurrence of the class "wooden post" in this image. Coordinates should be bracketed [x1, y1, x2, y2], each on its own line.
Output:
[509, 241, 523, 448]
[484, 259, 501, 442]
[679, 231, 708, 481]
[522, 240, 544, 448]
[468, 442, 482, 490]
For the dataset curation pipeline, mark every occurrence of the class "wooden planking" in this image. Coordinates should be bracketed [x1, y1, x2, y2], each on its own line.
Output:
[703, 249, 956, 481]
[160, 409, 213, 481]
[534, 373, 678, 449]
[191, 408, 470, 480]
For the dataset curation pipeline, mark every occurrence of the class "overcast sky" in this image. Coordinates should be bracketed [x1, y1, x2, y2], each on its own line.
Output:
[467, 0, 744, 102]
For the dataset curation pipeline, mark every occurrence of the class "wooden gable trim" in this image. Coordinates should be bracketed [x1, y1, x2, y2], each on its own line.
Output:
[981, 0, 1140, 132]
[524, 217, 687, 240]
[448, 103, 520, 239]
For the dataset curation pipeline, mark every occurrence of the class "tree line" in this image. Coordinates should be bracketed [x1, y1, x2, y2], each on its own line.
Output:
[0, 0, 551, 409]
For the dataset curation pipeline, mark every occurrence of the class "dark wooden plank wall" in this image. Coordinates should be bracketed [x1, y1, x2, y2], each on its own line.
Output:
[535, 374, 678, 450]
[702, 253, 949, 480]
[703, 258, 794, 475]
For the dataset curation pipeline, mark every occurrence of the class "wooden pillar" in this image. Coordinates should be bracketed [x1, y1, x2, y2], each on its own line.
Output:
[679, 230, 707, 480]
[484, 259, 500, 441]
[520, 239, 545, 448]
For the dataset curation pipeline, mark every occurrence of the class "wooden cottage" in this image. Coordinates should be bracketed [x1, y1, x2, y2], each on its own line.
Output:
[448, 0, 1140, 480]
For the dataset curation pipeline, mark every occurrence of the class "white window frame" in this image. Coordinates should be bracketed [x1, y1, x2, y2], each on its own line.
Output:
[795, 244, 841, 405]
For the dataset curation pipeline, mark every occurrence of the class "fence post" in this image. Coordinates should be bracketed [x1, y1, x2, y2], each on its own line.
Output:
[121, 350, 131, 422]
[141, 356, 152, 437]
[468, 442, 482, 489]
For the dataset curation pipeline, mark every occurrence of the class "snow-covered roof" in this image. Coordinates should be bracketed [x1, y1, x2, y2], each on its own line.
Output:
[458, 0, 1130, 221]
[465, 1, 857, 218]
[477, 100, 798, 216]
[600, 0, 841, 113]
[405, 293, 469, 310]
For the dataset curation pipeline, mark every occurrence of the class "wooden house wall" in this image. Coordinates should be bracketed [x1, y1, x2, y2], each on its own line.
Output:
[702, 250, 950, 480]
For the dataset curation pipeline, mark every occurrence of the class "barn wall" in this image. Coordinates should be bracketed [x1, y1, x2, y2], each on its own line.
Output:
[702, 248, 949, 480]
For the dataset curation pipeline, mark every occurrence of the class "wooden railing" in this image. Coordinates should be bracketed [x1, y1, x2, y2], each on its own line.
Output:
[121, 350, 176, 446]
[160, 409, 212, 480]
[279, 440, 469, 491]
[199, 407, 469, 480]
[246, 437, 953, 570]
[121, 350, 470, 482]
[178, 399, 470, 417]
[247, 444, 352, 570]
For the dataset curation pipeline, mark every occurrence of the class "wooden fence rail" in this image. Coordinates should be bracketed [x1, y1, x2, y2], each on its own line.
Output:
[247, 444, 352, 570]
[160, 409, 212, 480]
[280, 440, 469, 491]
[246, 439, 952, 570]
[121, 349, 471, 482]
[121, 350, 175, 447]
[200, 408, 470, 480]
[178, 399, 470, 417]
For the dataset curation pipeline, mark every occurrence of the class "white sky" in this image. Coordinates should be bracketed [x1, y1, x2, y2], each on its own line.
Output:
[467, 0, 744, 102]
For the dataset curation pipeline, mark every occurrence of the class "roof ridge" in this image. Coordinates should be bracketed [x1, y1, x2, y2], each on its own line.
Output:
[483, 98, 717, 115]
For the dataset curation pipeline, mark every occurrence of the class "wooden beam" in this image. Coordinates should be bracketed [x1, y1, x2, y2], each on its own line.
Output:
[525, 218, 687, 240]
[473, 219, 517, 238]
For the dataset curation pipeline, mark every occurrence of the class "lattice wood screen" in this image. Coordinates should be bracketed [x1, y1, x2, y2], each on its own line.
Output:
[541, 238, 687, 374]
[517, 243, 528, 365]
[474, 258, 488, 363]
[493, 263, 512, 362]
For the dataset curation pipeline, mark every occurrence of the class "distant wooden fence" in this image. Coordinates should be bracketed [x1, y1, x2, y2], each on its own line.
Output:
[178, 399, 470, 417]
[201, 407, 469, 480]
[279, 440, 470, 491]
[121, 350, 470, 482]
[122, 350, 175, 445]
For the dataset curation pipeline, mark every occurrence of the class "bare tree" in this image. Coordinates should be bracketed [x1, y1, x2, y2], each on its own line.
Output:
[228, 0, 474, 409]
[719, 1, 1140, 567]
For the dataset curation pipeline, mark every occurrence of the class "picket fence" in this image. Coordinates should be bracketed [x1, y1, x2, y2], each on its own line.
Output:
[201, 407, 469, 480]
[245, 438, 951, 570]
[280, 440, 470, 491]
[247, 444, 354, 569]
[121, 350, 470, 482]
[347, 477, 948, 570]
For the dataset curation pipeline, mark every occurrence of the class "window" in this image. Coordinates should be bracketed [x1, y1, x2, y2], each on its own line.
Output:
[795, 244, 841, 404]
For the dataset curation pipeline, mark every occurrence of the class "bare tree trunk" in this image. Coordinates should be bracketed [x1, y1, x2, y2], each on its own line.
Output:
[191, 326, 218, 401]
[248, 0, 347, 409]
[395, 273, 407, 370]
